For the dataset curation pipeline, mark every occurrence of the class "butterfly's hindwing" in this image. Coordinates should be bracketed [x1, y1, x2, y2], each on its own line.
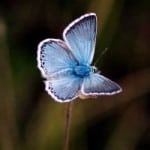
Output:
[82, 73, 122, 95]
[45, 75, 83, 102]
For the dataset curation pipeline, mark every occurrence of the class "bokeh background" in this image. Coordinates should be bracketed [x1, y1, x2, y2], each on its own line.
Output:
[0, 0, 150, 150]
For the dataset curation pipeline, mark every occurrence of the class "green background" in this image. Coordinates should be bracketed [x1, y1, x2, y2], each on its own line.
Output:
[0, 0, 149, 149]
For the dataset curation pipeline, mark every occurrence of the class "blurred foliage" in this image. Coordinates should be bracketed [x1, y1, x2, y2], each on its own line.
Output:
[0, 0, 150, 150]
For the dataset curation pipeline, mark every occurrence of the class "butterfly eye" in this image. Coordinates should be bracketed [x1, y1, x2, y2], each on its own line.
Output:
[92, 66, 98, 73]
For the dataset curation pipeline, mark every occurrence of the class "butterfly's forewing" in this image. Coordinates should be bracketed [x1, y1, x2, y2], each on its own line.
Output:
[82, 73, 122, 96]
[63, 13, 97, 65]
[37, 39, 77, 78]
[45, 75, 83, 102]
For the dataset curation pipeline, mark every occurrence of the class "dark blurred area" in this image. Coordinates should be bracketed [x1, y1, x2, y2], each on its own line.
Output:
[0, 0, 150, 150]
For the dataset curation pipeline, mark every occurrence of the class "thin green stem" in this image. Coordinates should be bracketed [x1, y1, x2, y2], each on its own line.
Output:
[63, 101, 73, 150]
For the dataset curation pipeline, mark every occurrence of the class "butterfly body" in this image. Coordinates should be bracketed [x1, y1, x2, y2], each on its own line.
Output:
[37, 13, 122, 103]
[73, 65, 92, 77]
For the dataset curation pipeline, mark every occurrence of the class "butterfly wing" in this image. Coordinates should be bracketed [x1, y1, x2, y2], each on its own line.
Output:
[45, 75, 83, 102]
[82, 73, 122, 96]
[37, 38, 77, 78]
[63, 13, 97, 65]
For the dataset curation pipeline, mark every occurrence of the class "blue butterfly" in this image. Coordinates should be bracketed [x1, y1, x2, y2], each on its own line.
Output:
[37, 13, 122, 103]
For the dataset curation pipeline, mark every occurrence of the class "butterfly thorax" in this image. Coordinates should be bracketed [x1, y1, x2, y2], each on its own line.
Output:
[73, 65, 92, 77]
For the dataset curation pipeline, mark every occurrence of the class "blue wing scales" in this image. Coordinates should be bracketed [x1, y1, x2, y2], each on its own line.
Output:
[82, 73, 122, 95]
[37, 39, 77, 78]
[63, 13, 97, 65]
[45, 75, 83, 102]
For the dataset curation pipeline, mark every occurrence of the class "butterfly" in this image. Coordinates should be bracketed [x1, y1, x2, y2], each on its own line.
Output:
[37, 13, 122, 103]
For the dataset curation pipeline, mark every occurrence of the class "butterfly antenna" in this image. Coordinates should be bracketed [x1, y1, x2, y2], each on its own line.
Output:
[94, 48, 108, 66]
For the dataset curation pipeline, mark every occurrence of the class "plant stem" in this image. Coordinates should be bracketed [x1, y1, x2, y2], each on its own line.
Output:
[63, 101, 73, 150]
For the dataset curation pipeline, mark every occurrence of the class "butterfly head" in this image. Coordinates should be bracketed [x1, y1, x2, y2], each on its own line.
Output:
[91, 66, 98, 73]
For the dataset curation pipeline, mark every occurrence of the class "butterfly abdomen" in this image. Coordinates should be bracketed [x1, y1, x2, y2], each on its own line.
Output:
[73, 65, 92, 77]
